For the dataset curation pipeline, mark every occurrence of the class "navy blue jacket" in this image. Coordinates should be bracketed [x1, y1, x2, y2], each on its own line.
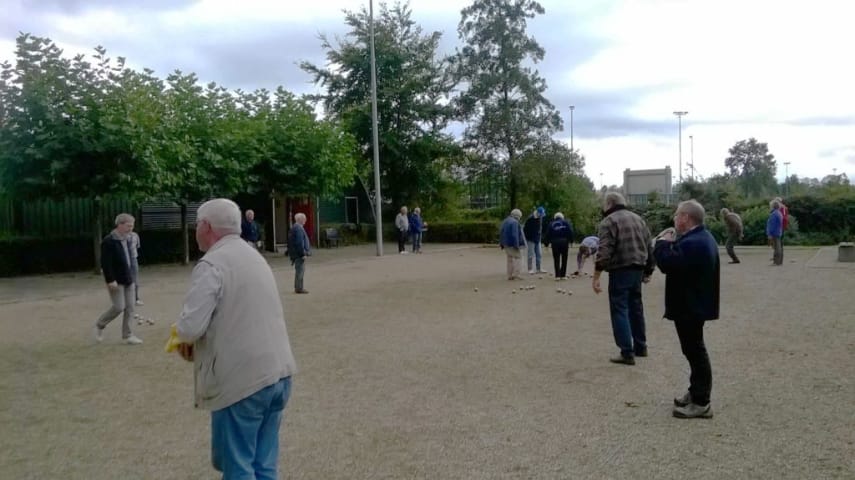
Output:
[523, 215, 542, 242]
[545, 219, 574, 246]
[101, 233, 133, 285]
[499, 216, 525, 248]
[287, 223, 311, 261]
[241, 219, 260, 242]
[654, 225, 720, 322]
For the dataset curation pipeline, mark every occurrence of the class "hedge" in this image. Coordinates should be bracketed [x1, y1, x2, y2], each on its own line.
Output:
[0, 229, 201, 277]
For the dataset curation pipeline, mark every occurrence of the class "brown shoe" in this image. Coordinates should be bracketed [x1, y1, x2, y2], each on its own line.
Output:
[609, 355, 635, 365]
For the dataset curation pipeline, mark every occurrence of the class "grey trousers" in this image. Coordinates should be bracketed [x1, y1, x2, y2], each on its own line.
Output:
[129, 259, 140, 301]
[772, 237, 784, 265]
[506, 248, 522, 279]
[96, 284, 135, 339]
[725, 234, 740, 262]
[294, 257, 306, 292]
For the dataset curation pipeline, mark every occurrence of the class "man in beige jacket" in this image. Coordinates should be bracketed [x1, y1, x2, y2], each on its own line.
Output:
[174, 198, 297, 480]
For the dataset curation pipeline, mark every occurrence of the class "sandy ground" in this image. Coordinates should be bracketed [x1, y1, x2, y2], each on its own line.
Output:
[0, 243, 853, 480]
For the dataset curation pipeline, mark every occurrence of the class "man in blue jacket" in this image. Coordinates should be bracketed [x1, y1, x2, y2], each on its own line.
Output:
[767, 200, 784, 266]
[654, 199, 720, 419]
[523, 207, 547, 274]
[287, 213, 312, 294]
[499, 209, 526, 280]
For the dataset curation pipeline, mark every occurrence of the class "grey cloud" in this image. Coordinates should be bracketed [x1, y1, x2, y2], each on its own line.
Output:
[18, 0, 198, 15]
[788, 116, 855, 127]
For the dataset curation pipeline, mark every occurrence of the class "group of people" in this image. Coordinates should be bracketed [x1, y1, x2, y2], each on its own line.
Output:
[720, 196, 790, 266]
[499, 206, 600, 281]
[394, 206, 427, 254]
[500, 192, 721, 419]
[86, 192, 791, 477]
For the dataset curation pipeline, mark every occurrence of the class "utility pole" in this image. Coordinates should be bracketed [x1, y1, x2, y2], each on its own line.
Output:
[369, 0, 383, 256]
[569, 105, 575, 152]
[688, 135, 695, 179]
[673, 111, 688, 182]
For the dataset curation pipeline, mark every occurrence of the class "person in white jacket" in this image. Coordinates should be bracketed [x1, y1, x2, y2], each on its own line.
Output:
[174, 198, 297, 479]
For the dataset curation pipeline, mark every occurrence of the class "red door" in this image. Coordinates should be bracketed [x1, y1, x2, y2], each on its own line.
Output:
[288, 196, 315, 246]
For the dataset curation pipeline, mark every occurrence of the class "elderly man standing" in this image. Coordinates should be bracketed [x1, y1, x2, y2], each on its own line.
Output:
[592, 192, 655, 365]
[654, 200, 720, 419]
[523, 207, 547, 274]
[94, 213, 142, 345]
[720, 208, 744, 264]
[174, 198, 297, 479]
[287, 212, 311, 294]
[499, 208, 526, 280]
[395, 206, 409, 254]
[767, 199, 784, 266]
[241, 209, 260, 248]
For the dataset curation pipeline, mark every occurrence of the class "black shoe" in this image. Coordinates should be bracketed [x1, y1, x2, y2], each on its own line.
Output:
[609, 355, 635, 365]
[295, 290, 309, 294]
[673, 392, 692, 408]
[635, 347, 648, 357]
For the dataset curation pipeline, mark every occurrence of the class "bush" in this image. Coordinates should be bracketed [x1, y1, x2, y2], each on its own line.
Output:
[423, 221, 500, 243]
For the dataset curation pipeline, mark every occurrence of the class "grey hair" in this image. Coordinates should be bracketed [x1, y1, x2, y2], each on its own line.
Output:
[774, 197, 783, 203]
[413, 207, 421, 214]
[677, 199, 705, 225]
[115, 213, 135, 226]
[604, 192, 626, 208]
[510, 209, 522, 219]
[294, 212, 307, 222]
[770, 200, 781, 209]
[197, 199, 241, 234]
[554, 212, 564, 219]
[720, 208, 730, 216]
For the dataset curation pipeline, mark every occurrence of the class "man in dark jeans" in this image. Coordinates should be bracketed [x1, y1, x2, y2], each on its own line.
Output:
[287, 212, 312, 294]
[592, 192, 655, 365]
[654, 199, 720, 419]
[544, 212, 574, 279]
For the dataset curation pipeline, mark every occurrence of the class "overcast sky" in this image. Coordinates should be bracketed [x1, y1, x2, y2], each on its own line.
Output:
[3, 0, 853, 187]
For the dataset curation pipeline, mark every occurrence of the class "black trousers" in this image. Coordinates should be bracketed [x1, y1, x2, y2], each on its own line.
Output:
[674, 318, 712, 405]
[397, 230, 407, 252]
[551, 240, 569, 278]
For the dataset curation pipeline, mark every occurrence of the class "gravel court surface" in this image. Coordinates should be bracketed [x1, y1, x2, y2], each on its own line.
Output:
[0, 243, 852, 479]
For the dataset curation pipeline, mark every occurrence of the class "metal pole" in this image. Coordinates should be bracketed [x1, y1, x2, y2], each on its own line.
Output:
[784, 161, 790, 196]
[569, 105, 575, 152]
[369, 0, 383, 256]
[689, 135, 694, 179]
[673, 111, 688, 182]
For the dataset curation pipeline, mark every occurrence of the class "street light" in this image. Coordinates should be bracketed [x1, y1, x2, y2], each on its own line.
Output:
[569, 105, 575, 152]
[673, 111, 688, 182]
[783, 161, 791, 196]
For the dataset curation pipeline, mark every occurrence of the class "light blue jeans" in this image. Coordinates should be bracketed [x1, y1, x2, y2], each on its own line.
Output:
[211, 377, 292, 480]
[526, 240, 542, 271]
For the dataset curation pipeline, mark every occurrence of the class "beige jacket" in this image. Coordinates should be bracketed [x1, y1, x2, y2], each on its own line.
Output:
[177, 234, 297, 410]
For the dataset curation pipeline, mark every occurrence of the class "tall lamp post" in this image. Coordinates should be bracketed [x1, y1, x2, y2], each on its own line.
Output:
[783, 161, 791, 196]
[688, 134, 694, 180]
[673, 111, 688, 182]
[369, 0, 383, 256]
[569, 105, 575, 152]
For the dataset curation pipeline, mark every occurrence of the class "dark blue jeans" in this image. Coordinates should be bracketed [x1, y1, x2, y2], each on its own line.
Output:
[607, 269, 647, 358]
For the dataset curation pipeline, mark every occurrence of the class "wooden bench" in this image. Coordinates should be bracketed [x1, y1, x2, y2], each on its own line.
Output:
[324, 228, 341, 248]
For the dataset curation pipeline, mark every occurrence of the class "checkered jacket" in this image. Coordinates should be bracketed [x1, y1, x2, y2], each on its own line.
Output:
[595, 207, 655, 275]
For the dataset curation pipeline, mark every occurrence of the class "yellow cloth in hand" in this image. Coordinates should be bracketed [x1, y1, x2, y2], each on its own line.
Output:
[165, 323, 182, 353]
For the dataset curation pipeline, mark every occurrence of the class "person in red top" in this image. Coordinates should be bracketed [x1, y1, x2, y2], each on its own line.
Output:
[774, 197, 789, 230]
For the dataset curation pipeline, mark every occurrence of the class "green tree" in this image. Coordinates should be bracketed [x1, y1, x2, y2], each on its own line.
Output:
[302, 1, 457, 211]
[0, 34, 153, 271]
[724, 138, 777, 197]
[453, 0, 562, 208]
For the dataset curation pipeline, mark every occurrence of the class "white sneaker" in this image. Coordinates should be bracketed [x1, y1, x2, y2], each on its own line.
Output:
[528, 270, 535, 274]
[537, 269, 548, 274]
[93, 326, 104, 343]
[400, 251, 409, 255]
[135, 300, 144, 306]
[124, 335, 143, 345]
